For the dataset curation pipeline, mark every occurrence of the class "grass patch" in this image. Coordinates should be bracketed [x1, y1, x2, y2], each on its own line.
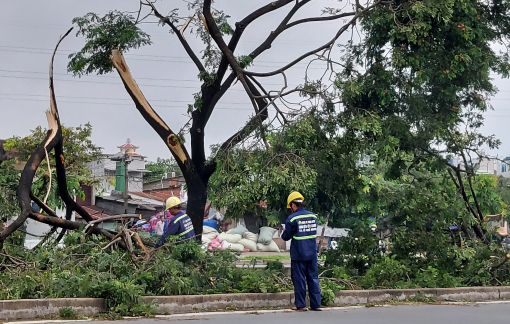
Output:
[238, 255, 291, 261]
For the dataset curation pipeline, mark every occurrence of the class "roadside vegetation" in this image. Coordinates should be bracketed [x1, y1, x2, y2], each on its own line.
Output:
[3, 0, 510, 314]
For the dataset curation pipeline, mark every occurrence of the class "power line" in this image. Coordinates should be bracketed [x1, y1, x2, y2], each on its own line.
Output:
[0, 68, 300, 87]
[0, 92, 251, 104]
[0, 45, 312, 66]
[0, 21, 328, 46]
[0, 47, 326, 70]
[0, 97, 256, 111]
[0, 74, 243, 90]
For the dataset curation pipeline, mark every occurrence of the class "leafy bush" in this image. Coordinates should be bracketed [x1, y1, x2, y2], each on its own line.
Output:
[0, 236, 292, 313]
[322, 226, 510, 290]
[59, 307, 79, 319]
[319, 281, 336, 306]
[265, 260, 284, 273]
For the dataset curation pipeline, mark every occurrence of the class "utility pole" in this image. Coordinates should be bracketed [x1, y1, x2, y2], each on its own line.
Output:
[123, 152, 131, 214]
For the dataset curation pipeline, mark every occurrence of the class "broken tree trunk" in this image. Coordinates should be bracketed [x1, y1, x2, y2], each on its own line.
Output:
[110, 50, 206, 239]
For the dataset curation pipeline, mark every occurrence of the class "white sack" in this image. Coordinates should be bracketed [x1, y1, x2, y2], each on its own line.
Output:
[243, 231, 258, 242]
[257, 241, 280, 252]
[218, 233, 242, 243]
[203, 226, 218, 234]
[221, 241, 245, 252]
[238, 238, 257, 252]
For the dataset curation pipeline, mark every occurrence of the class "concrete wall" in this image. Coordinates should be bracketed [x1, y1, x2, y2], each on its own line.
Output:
[0, 298, 104, 319]
[3, 287, 510, 320]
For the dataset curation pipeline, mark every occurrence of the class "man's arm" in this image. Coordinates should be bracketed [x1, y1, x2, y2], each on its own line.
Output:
[155, 221, 180, 248]
[281, 218, 293, 241]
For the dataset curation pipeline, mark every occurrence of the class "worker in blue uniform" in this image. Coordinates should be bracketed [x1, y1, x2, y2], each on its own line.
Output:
[155, 197, 196, 248]
[281, 191, 322, 311]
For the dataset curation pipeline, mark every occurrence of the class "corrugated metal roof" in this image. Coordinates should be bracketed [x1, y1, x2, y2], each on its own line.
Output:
[130, 191, 174, 202]
[98, 195, 159, 210]
[76, 205, 116, 219]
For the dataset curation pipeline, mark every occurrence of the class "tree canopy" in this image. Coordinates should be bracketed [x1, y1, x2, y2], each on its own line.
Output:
[210, 0, 510, 243]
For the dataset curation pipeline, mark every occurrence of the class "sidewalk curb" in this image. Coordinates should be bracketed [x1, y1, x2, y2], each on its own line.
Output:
[1, 287, 509, 320]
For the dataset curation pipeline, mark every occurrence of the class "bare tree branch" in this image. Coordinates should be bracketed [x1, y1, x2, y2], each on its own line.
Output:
[0, 28, 74, 248]
[146, 1, 206, 72]
[284, 11, 356, 30]
[249, 0, 313, 59]
[214, 0, 295, 84]
[245, 2, 381, 77]
[202, 0, 258, 102]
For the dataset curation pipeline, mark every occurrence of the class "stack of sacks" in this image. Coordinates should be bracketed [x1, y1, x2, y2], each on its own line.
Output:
[215, 225, 248, 252]
[208, 224, 281, 252]
[202, 225, 219, 243]
[256, 227, 280, 252]
[201, 226, 219, 251]
[227, 224, 261, 252]
[238, 231, 258, 252]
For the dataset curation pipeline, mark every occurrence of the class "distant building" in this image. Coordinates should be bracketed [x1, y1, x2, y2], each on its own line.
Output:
[447, 153, 510, 178]
[78, 140, 187, 222]
[472, 154, 510, 177]
[87, 139, 149, 200]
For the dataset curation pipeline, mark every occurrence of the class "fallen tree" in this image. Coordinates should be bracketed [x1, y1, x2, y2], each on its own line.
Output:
[0, 29, 151, 253]
[66, 0, 378, 238]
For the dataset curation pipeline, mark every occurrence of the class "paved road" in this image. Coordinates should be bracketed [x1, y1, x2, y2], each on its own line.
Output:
[80, 303, 510, 324]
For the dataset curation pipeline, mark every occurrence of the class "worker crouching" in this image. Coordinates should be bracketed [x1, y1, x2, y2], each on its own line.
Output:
[154, 197, 196, 248]
[281, 191, 322, 311]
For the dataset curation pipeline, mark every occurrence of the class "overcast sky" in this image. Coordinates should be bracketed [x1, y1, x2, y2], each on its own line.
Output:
[1, 0, 510, 161]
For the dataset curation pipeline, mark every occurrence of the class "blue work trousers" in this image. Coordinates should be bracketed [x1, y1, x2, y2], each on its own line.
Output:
[291, 259, 321, 309]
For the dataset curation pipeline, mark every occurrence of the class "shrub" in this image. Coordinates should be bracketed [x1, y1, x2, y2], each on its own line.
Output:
[59, 307, 78, 319]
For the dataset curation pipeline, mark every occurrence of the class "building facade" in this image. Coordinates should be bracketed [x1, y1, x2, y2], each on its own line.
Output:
[87, 139, 148, 199]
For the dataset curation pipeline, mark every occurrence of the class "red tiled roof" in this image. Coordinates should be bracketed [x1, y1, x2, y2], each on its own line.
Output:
[76, 205, 116, 219]
[130, 191, 178, 202]
[118, 143, 138, 149]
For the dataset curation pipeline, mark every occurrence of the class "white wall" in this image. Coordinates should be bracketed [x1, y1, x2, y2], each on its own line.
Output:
[88, 155, 147, 196]
[24, 208, 69, 249]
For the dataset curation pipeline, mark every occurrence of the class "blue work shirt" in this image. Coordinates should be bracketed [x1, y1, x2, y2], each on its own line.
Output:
[281, 207, 318, 261]
[155, 211, 196, 247]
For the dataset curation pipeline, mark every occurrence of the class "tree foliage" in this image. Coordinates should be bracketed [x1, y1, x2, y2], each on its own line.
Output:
[144, 158, 182, 184]
[3, 123, 103, 210]
[68, 11, 152, 76]
[0, 160, 20, 223]
[0, 237, 291, 309]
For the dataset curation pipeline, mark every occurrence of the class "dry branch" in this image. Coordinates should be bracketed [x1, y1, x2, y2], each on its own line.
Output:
[110, 49, 207, 236]
[84, 214, 140, 230]
[0, 28, 73, 248]
[102, 237, 122, 251]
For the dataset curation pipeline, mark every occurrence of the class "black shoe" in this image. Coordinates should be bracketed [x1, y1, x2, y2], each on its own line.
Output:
[310, 308, 322, 311]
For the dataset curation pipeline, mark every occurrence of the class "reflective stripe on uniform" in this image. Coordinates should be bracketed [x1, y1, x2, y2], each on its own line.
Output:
[293, 234, 317, 240]
[173, 214, 188, 224]
[179, 227, 194, 236]
[290, 214, 317, 223]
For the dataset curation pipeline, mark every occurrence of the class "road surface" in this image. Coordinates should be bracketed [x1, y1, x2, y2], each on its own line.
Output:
[42, 302, 510, 324]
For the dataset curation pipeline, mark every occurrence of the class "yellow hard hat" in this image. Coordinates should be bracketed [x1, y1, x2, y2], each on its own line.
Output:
[287, 191, 304, 208]
[166, 196, 182, 210]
